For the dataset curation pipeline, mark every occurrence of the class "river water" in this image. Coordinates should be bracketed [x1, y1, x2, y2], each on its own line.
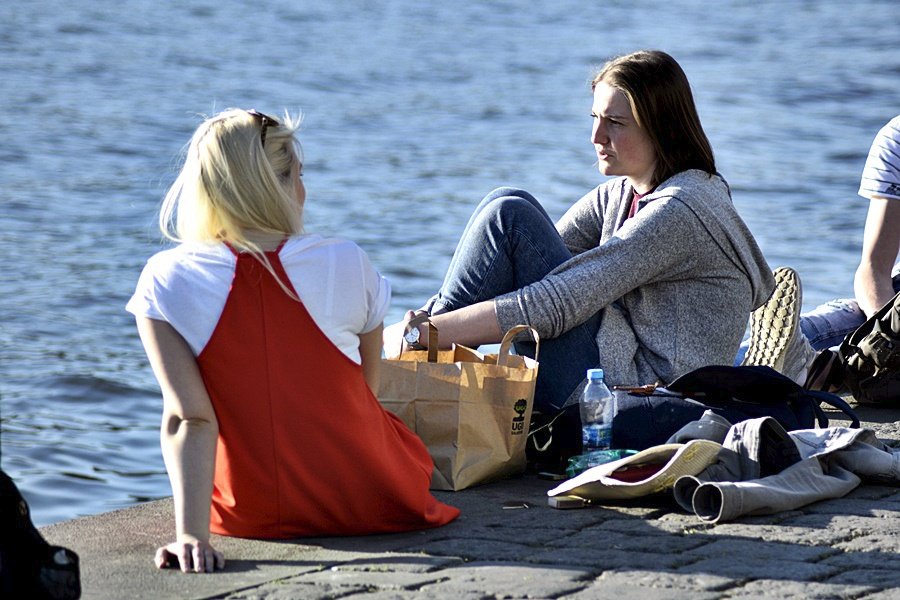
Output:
[2, 0, 898, 526]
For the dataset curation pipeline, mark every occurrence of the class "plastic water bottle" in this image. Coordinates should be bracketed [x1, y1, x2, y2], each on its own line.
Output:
[580, 368, 614, 452]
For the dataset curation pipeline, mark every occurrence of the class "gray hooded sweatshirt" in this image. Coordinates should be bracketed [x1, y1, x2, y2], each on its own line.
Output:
[494, 170, 774, 390]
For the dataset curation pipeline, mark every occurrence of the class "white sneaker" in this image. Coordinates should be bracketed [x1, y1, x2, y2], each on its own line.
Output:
[781, 333, 817, 386]
[742, 266, 814, 384]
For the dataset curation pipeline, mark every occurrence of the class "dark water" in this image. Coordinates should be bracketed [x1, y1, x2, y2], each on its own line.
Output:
[2, 0, 898, 526]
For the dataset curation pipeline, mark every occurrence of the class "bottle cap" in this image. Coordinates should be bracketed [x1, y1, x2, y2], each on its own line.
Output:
[587, 368, 604, 381]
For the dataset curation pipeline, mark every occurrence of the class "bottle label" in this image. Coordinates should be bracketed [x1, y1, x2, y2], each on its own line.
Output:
[582, 423, 612, 451]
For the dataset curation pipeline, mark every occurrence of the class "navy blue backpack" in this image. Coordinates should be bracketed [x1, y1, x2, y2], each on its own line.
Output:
[611, 365, 860, 451]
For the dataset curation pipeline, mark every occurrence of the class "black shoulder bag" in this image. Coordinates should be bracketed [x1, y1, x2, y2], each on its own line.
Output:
[838, 290, 900, 406]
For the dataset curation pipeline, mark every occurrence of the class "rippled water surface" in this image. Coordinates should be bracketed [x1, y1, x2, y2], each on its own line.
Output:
[2, 0, 898, 526]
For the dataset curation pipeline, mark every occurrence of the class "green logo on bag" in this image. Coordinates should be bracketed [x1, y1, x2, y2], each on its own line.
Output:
[511, 398, 527, 435]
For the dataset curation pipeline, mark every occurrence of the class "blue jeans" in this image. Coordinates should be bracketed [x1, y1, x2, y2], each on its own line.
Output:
[799, 298, 867, 350]
[422, 187, 600, 413]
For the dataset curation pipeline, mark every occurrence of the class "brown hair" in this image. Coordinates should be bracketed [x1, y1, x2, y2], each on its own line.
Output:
[592, 50, 715, 187]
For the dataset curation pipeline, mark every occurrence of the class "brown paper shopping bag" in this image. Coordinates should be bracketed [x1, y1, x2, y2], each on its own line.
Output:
[378, 324, 539, 491]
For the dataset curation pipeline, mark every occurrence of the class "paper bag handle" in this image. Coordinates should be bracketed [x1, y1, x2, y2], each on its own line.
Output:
[401, 311, 439, 363]
[497, 325, 540, 366]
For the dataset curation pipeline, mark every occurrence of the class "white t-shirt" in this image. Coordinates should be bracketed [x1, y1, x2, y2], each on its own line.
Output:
[859, 115, 900, 201]
[126, 235, 391, 363]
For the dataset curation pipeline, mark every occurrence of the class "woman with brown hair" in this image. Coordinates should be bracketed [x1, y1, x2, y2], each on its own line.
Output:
[386, 50, 774, 429]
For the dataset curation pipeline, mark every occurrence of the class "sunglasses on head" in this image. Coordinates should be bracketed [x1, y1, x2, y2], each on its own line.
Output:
[246, 109, 280, 148]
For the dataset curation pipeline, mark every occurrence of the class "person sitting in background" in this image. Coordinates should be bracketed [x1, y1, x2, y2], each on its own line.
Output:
[385, 50, 775, 438]
[127, 109, 458, 573]
[740, 115, 900, 388]
[811, 115, 900, 343]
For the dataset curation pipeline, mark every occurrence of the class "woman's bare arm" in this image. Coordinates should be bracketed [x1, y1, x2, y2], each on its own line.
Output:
[136, 316, 224, 573]
[383, 301, 502, 356]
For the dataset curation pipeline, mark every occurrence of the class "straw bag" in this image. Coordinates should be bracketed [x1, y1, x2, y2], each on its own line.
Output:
[378, 324, 539, 490]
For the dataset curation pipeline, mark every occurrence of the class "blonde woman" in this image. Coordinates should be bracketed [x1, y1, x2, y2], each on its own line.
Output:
[127, 109, 458, 573]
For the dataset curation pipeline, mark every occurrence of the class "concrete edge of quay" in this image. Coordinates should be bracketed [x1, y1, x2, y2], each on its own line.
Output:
[40, 405, 900, 599]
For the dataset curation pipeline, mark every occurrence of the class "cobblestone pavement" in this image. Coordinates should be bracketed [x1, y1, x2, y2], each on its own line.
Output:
[42, 406, 900, 599]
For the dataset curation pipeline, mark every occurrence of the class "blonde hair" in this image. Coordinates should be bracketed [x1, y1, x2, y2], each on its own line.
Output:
[592, 50, 715, 188]
[161, 108, 303, 247]
[160, 108, 304, 296]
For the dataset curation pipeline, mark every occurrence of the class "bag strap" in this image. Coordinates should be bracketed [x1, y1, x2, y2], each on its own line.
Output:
[497, 325, 540, 366]
[805, 389, 860, 428]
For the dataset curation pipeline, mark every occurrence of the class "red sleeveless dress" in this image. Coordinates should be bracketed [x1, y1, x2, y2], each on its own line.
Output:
[196, 243, 458, 538]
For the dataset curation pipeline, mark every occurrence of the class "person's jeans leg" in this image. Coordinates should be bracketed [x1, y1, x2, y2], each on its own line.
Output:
[425, 187, 599, 412]
[523, 311, 600, 412]
[799, 298, 866, 350]
[433, 187, 557, 301]
[427, 187, 562, 312]
[795, 272, 898, 352]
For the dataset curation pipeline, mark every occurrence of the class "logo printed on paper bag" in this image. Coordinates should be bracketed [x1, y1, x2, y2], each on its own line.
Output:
[511, 398, 527, 436]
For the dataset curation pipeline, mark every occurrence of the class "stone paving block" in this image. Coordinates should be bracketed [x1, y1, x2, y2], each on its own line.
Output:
[821, 545, 900, 570]
[565, 502, 671, 519]
[442, 498, 608, 530]
[441, 524, 578, 545]
[417, 562, 590, 598]
[563, 585, 721, 600]
[675, 556, 839, 581]
[429, 477, 549, 516]
[474, 510, 610, 530]
[341, 590, 484, 600]
[720, 511, 802, 525]
[825, 568, 900, 589]
[682, 537, 836, 563]
[844, 531, 900, 556]
[526, 546, 686, 570]
[299, 530, 451, 555]
[561, 579, 722, 600]
[650, 511, 800, 536]
[329, 553, 465, 573]
[858, 588, 900, 600]
[404, 537, 539, 562]
[863, 418, 900, 440]
[560, 580, 722, 600]
[802, 498, 900, 516]
[576, 568, 736, 593]
[785, 514, 900, 535]
[224, 580, 368, 600]
[702, 522, 852, 546]
[834, 533, 900, 555]
[455, 502, 650, 531]
[286, 567, 445, 591]
[599, 516, 716, 537]
[722, 578, 875, 599]
[645, 512, 705, 532]
[544, 527, 708, 554]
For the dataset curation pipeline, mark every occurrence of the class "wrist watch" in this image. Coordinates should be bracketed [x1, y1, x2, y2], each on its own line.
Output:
[404, 324, 427, 350]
